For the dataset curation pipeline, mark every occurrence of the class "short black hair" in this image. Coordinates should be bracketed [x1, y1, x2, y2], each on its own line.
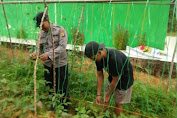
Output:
[85, 41, 105, 58]
[33, 12, 48, 27]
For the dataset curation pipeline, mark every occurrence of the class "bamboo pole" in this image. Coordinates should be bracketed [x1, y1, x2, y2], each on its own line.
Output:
[174, 37, 177, 107]
[0, 0, 175, 5]
[1, 0, 14, 57]
[166, 0, 177, 92]
[173, 0, 177, 108]
[43, 0, 56, 94]
[51, 25, 56, 94]
[166, 38, 177, 91]
[33, 7, 48, 118]
[71, 4, 85, 71]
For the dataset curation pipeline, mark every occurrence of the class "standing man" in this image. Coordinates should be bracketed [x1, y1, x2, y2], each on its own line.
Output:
[84, 41, 134, 116]
[30, 12, 69, 106]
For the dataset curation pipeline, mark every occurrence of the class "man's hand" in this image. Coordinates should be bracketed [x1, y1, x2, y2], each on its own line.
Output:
[95, 96, 101, 104]
[40, 53, 49, 61]
[30, 53, 36, 60]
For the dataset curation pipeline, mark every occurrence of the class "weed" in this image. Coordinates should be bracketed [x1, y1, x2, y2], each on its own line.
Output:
[16, 25, 27, 39]
[113, 24, 129, 50]
[136, 33, 146, 46]
[71, 27, 85, 45]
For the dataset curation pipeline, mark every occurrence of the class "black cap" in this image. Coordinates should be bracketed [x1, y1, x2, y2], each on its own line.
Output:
[33, 12, 48, 27]
[85, 41, 105, 58]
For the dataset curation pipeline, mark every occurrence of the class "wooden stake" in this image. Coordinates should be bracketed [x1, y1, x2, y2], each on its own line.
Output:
[43, 0, 56, 94]
[1, 0, 14, 57]
[71, 4, 85, 71]
[33, 7, 48, 118]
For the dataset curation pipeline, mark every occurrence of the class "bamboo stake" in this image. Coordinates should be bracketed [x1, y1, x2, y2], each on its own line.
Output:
[1, 0, 14, 57]
[167, 38, 177, 91]
[43, 0, 56, 93]
[0, 0, 175, 5]
[71, 4, 85, 71]
[51, 25, 56, 93]
[173, 1, 177, 107]
[166, 1, 177, 92]
[172, 36, 177, 107]
[33, 7, 48, 118]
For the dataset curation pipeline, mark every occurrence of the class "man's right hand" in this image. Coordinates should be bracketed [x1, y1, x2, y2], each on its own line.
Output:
[30, 53, 36, 60]
[95, 96, 101, 104]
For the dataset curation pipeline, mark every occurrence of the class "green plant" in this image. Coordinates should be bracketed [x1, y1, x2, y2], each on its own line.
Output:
[167, 3, 177, 33]
[71, 27, 85, 45]
[74, 106, 91, 118]
[124, 81, 176, 118]
[51, 93, 71, 117]
[1, 47, 177, 117]
[0, 52, 52, 117]
[113, 24, 129, 50]
[137, 33, 146, 46]
[16, 25, 27, 39]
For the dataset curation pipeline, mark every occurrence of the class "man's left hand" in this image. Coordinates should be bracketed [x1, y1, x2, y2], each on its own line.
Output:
[40, 53, 49, 61]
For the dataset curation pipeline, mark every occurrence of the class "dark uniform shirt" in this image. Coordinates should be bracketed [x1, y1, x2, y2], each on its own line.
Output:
[96, 48, 134, 90]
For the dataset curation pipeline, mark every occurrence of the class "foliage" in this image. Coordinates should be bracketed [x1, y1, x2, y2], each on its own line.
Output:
[0, 47, 176, 117]
[16, 25, 27, 39]
[67, 51, 97, 101]
[136, 33, 146, 46]
[71, 27, 85, 45]
[52, 93, 71, 117]
[124, 81, 176, 118]
[0, 56, 47, 117]
[0, 49, 69, 117]
[167, 3, 177, 33]
[74, 106, 91, 118]
[113, 24, 129, 50]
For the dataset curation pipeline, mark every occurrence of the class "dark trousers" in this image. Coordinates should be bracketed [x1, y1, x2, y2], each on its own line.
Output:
[44, 64, 69, 100]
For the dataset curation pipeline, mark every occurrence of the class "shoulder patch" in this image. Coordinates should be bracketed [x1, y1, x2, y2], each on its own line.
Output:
[60, 28, 65, 37]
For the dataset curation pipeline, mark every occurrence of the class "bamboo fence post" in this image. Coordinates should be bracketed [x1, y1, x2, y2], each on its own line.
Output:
[1, 0, 14, 57]
[43, 0, 56, 93]
[166, 1, 177, 91]
[71, 4, 85, 71]
[167, 39, 177, 91]
[33, 7, 48, 118]
[51, 25, 56, 93]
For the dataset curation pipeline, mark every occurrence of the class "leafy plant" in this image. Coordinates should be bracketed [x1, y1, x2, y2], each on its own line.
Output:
[113, 24, 129, 50]
[124, 81, 176, 118]
[16, 25, 27, 39]
[167, 2, 177, 33]
[136, 32, 146, 46]
[1, 46, 177, 118]
[74, 106, 91, 118]
[0, 50, 53, 117]
[71, 27, 85, 45]
[51, 93, 71, 117]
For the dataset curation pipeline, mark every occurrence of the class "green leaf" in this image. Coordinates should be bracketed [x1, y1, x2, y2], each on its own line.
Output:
[3, 102, 7, 110]
[80, 114, 89, 118]
[0, 78, 8, 83]
[61, 112, 68, 116]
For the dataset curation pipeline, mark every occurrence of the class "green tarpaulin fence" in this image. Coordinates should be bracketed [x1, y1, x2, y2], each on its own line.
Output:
[0, 0, 170, 49]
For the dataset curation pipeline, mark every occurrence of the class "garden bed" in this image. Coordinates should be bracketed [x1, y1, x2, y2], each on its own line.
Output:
[0, 46, 176, 118]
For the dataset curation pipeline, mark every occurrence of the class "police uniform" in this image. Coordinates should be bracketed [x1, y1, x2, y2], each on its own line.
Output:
[40, 23, 69, 97]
